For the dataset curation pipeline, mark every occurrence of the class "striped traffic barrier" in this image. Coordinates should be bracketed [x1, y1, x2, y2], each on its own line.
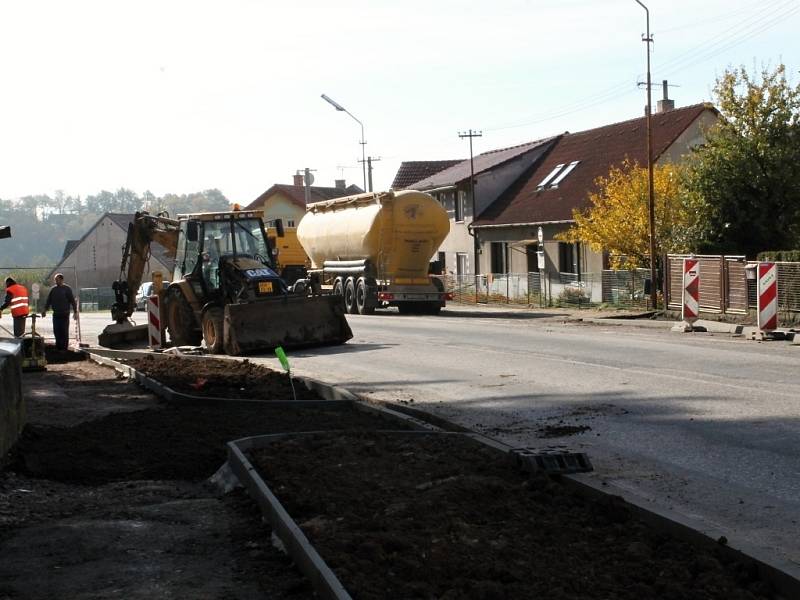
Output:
[757, 262, 778, 332]
[682, 257, 699, 327]
[147, 294, 162, 350]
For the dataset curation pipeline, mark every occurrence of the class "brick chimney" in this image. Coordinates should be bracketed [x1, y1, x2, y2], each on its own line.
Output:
[657, 80, 675, 113]
[335, 179, 346, 190]
[293, 173, 304, 187]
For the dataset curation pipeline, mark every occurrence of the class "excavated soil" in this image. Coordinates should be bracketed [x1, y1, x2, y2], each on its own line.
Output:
[251, 432, 776, 600]
[1, 351, 405, 599]
[2, 351, 781, 599]
[123, 354, 321, 400]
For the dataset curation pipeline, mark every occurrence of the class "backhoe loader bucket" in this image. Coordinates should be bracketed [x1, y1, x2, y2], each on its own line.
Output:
[223, 295, 352, 355]
[98, 321, 149, 348]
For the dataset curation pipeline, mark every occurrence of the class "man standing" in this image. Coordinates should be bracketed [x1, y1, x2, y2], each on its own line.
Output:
[0, 277, 30, 337]
[42, 273, 78, 351]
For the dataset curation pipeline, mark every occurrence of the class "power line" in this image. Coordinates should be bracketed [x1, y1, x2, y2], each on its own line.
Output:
[657, 0, 797, 76]
[484, 0, 796, 135]
[657, 0, 776, 34]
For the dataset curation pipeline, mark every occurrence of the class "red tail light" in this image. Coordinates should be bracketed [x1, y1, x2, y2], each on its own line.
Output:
[444, 292, 453, 300]
[378, 292, 395, 301]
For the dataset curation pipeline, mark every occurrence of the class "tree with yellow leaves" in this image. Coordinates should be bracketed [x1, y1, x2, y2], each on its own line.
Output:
[558, 159, 709, 269]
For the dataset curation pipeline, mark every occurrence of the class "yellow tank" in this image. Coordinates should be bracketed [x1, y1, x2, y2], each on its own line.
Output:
[297, 190, 449, 282]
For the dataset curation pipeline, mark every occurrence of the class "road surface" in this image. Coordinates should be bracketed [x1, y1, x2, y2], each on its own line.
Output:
[75, 307, 800, 571]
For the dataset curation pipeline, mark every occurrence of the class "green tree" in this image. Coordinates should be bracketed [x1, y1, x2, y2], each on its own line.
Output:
[558, 160, 709, 269]
[687, 64, 800, 257]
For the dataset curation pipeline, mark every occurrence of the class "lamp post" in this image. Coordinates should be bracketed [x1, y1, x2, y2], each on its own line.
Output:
[321, 94, 367, 192]
[634, 0, 658, 310]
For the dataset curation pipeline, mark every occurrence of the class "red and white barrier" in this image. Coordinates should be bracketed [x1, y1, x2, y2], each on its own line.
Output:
[757, 262, 778, 332]
[147, 294, 162, 350]
[682, 257, 699, 326]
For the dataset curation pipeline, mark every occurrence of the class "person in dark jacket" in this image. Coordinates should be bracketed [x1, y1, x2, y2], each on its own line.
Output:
[42, 273, 78, 350]
[1, 277, 30, 337]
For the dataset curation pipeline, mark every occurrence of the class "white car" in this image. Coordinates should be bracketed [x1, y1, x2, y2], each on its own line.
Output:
[135, 281, 170, 311]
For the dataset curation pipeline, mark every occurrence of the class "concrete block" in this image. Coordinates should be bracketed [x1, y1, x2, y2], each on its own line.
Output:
[0, 339, 25, 461]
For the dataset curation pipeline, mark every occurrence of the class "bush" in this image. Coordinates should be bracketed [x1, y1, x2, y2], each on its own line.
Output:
[557, 285, 590, 306]
[757, 250, 800, 262]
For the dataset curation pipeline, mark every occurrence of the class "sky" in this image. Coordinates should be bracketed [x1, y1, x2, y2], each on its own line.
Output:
[0, 0, 797, 204]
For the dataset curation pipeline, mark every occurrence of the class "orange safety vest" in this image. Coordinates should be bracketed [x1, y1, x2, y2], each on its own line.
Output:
[7, 283, 29, 317]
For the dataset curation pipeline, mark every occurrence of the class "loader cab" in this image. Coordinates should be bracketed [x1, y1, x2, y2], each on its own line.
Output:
[174, 212, 283, 299]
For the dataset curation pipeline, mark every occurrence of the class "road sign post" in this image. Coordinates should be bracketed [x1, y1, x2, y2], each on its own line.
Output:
[757, 262, 778, 333]
[147, 295, 163, 350]
[682, 257, 699, 330]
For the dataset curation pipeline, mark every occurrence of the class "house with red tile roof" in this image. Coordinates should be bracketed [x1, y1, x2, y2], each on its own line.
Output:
[393, 138, 558, 277]
[245, 173, 362, 227]
[391, 160, 463, 191]
[472, 103, 718, 299]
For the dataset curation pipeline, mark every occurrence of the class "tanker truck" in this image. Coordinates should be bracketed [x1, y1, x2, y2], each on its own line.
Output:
[296, 190, 452, 315]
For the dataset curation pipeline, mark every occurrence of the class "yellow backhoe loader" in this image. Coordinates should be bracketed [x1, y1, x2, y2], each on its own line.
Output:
[98, 209, 352, 354]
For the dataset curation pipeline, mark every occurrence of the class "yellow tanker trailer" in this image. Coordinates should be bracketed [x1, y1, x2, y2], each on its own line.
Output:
[296, 190, 452, 315]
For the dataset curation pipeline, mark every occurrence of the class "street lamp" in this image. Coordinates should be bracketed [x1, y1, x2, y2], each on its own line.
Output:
[634, 0, 658, 310]
[321, 94, 367, 192]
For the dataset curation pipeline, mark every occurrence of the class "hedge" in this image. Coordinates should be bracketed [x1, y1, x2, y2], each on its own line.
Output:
[756, 250, 800, 262]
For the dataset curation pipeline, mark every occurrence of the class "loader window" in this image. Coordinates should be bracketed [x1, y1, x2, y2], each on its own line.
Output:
[175, 220, 200, 280]
[233, 219, 269, 261]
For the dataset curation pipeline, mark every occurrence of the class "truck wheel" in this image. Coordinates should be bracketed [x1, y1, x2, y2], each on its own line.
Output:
[356, 278, 375, 315]
[165, 288, 202, 346]
[344, 277, 358, 314]
[332, 278, 345, 308]
[201, 307, 225, 354]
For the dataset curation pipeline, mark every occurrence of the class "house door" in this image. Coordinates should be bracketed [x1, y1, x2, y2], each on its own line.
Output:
[456, 253, 468, 278]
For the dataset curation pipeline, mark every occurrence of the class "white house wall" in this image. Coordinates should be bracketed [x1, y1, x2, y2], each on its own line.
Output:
[656, 108, 717, 165]
[263, 196, 306, 228]
[55, 216, 172, 290]
[432, 144, 554, 276]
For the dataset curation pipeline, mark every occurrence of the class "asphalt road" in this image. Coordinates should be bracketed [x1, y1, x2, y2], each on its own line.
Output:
[75, 308, 800, 572]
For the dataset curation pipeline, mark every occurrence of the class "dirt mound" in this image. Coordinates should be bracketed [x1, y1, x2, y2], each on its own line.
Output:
[10, 403, 403, 485]
[251, 431, 775, 600]
[123, 354, 319, 400]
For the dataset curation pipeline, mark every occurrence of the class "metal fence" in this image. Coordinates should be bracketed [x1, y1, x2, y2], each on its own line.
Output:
[77, 287, 116, 311]
[447, 269, 651, 310]
[774, 263, 800, 314]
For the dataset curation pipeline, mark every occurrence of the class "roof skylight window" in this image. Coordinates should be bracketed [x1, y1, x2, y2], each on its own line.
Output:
[536, 164, 564, 189]
[550, 160, 580, 188]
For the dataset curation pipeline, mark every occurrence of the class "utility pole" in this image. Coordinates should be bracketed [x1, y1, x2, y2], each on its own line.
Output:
[364, 156, 381, 193]
[300, 168, 316, 205]
[634, 0, 658, 310]
[459, 129, 482, 302]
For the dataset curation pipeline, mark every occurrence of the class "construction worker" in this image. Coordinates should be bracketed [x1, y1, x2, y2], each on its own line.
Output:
[42, 273, 78, 351]
[0, 277, 30, 337]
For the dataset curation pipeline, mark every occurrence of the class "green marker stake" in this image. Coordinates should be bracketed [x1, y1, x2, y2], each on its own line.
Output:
[275, 346, 290, 372]
[275, 346, 296, 400]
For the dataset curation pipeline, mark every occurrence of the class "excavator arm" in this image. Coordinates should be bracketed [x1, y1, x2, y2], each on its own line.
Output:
[110, 211, 179, 323]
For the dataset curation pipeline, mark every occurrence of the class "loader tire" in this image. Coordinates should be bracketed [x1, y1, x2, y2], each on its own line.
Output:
[356, 277, 374, 315]
[201, 307, 225, 354]
[166, 288, 201, 347]
[344, 277, 357, 315]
